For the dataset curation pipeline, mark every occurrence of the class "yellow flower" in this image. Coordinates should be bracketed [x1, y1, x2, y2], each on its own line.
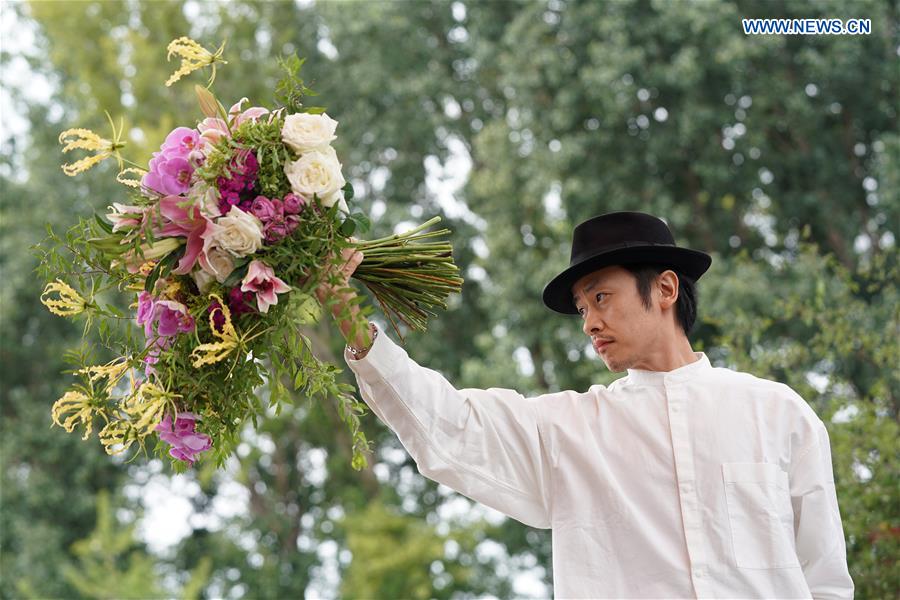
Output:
[116, 167, 148, 188]
[58, 112, 126, 176]
[98, 420, 136, 456]
[139, 261, 158, 276]
[51, 390, 98, 440]
[191, 294, 239, 368]
[40, 279, 88, 317]
[77, 358, 131, 395]
[98, 382, 177, 456]
[161, 279, 182, 300]
[165, 37, 228, 87]
[124, 382, 177, 436]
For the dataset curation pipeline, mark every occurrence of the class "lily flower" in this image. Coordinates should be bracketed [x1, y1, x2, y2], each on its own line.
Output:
[165, 37, 227, 87]
[240, 260, 291, 313]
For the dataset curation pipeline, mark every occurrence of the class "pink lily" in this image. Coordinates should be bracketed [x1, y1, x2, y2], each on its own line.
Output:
[240, 260, 290, 313]
[228, 98, 270, 128]
[157, 196, 215, 275]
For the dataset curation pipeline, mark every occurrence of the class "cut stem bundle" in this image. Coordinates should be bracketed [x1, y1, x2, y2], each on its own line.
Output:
[351, 217, 464, 339]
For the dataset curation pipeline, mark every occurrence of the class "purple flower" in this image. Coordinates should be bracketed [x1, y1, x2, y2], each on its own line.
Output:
[282, 193, 306, 215]
[136, 292, 155, 336]
[154, 300, 196, 337]
[142, 338, 166, 377]
[250, 195, 278, 221]
[216, 150, 259, 214]
[155, 412, 212, 465]
[136, 295, 195, 375]
[161, 127, 200, 158]
[258, 197, 300, 243]
[143, 152, 194, 196]
[142, 127, 201, 196]
[264, 221, 289, 243]
[227, 287, 257, 316]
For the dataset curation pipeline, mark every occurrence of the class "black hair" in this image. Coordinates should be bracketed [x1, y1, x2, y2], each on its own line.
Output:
[620, 263, 698, 338]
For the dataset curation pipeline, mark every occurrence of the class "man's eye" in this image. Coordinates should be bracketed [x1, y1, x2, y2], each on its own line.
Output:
[596, 292, 605, 302]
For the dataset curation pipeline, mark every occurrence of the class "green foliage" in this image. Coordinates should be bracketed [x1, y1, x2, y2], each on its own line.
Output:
[59, 491, 166, 598]
[234, 117, 291, 197]
[274, 54, 324, 115]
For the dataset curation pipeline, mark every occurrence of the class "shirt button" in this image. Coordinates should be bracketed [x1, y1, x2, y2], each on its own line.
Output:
[694, 569, 703, 578]
[671, 405, 680, 412]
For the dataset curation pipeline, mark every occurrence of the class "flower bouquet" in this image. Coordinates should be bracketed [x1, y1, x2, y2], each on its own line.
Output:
[36, 37, 463, 471]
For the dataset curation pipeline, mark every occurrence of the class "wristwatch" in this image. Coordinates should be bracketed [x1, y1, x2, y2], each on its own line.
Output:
[347, 322, 378, 358]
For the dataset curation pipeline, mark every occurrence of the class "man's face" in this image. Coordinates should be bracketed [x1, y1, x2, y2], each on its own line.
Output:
[571, 265, 667, 372]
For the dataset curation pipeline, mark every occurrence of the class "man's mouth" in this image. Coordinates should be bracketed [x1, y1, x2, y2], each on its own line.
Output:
[593, 339, 613, 352]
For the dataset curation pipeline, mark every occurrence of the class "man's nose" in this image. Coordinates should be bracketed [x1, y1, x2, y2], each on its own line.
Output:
[582, 314, 600, 337]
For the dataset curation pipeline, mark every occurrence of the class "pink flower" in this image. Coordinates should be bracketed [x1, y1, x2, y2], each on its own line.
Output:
[106, 202, 147, 232]
[228, 98, 270, 128]
[161, 127, 200, 157]
[142, 336, 167, 378]
[136, 294, 194, 377]
[142, 128, 200, 196]
[240, 260, 290, 313]
[216, 150, 259, 214]
[157, 196, 215, 275]
[263, 211, 300, 243]
[250, 195, 278, 221]
[137, 295, 194, 338]
[155, 412, 212, 465]
[136, 292, 156, 336]
[154, 300, 195, 337]
[198, 117, 229, 145]
[282, 193, 306, 215]
[143, 152, 194, 196]
[253, 196, 300, 243]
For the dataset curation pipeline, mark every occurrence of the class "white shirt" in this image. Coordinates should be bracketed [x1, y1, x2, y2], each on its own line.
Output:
[345, 323, 854, 599]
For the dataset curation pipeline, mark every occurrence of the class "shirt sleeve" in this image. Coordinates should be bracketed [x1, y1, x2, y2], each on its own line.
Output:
[343, 322, 553, 529]
[789, 417, 854, 599]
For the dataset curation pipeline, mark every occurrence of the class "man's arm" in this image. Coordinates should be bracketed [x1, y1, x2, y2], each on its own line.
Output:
[789, 418, 854, 599]
[343, 321, 553, 528]
[316, 245, 553, 528]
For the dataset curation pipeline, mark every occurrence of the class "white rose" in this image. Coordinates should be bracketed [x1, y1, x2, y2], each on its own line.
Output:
[210, 206, 264, 257]
[199, 245, 235, 283]
[322, 189, 350, 214]
[284, 145, 346, 202]
[192, 268, 215, 294]
[190, 181, 222, 218]
[281, 112, 338, 153]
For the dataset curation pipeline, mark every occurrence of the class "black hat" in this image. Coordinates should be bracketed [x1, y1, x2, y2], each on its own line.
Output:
[542, 211, 712, 314]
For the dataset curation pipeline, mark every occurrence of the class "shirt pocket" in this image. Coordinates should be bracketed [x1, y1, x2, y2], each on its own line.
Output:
[721, 462, 799, 569]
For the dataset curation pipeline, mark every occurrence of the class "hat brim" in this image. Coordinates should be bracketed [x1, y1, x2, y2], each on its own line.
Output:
[542, 245, 712, 315]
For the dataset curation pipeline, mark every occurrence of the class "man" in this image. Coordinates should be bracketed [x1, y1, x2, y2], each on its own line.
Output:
[321, 211, 854, 599]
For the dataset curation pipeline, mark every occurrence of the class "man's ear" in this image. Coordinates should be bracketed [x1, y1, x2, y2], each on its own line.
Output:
[656, 270, 679, 310]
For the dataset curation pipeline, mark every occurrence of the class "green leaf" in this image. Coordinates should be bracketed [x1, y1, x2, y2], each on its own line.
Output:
[339, 218, 356, 237]
[222, 260, 252, 288]
[93, 213, 113, 235]
[144, 248, 182, 293]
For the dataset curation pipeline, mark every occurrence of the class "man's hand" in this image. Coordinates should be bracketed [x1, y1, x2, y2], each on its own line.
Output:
[313, 239, 373, 357]
[314, 243, 364, 311]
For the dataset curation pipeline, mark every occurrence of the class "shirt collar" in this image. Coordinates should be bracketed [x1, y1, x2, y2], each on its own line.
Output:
[624, 351, 711, 387]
